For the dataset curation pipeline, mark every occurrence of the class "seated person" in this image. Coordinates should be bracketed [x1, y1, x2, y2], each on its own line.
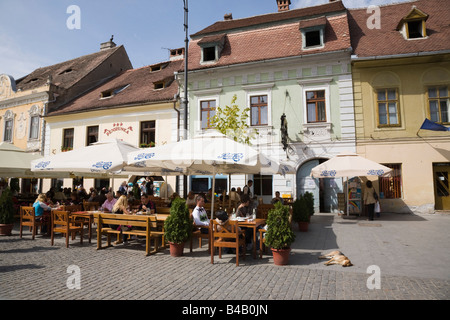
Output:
[100, 192, 117, 213]
[236, 194, 251, 217]
[192, 195, 210, 233]
[215, 210, 243, 254]
[138, 194, 156, 213]
[271, 191, 284, 205]
[33, 193, 52, 233]
[185, 191, 196, 208]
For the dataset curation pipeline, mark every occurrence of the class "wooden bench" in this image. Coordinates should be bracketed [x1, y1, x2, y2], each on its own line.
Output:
[95, 213, 163, 256]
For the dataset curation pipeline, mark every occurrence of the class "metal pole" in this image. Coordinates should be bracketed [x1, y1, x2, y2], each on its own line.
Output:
[183, 0, 189, 198]
[183, 0, 189, 138]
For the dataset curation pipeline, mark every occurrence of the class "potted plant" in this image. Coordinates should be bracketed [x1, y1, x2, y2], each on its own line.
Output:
[264, 202, 296, 265]
[164, 197, 192, 257]
[0, 187, 15, 236]
[303, 191, 315, 218]
[292, 195, 310, 232]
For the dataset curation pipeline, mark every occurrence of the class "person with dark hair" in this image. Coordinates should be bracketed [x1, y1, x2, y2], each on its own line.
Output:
[192, 195, 210, 233]
[236, 194, 250, 218]
[363, 180, 377, 221]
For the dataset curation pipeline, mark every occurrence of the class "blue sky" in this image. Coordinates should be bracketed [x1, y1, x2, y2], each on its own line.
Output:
[0, 0, 413, 79]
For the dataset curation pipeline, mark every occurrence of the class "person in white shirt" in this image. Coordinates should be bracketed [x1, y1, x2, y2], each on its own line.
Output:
[192, 195, 210, 233]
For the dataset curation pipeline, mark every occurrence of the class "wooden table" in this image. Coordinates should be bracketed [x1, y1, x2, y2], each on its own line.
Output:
[72, 211, 97, 243]
[234, 218, 266, 259]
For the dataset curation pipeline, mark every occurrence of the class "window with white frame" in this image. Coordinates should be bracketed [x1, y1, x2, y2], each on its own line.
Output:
[306, 90, 326, 123]
[299, 80, 331, 126]
[428, 86, 449, 124]
[3, 110, 14, 142]
[28, 105, 40, 140]
[200, 99, 216, 129]
[250, 95, 268, 126]
[29, 116, 39, 140]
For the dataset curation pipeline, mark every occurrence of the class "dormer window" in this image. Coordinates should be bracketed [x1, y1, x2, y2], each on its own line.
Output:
[150, 62, 168, 72]
[198, 34, 226, 64]
[397, 6, 428, 40]
[154, 81, 165, 90]
[299, 16, 326, 50]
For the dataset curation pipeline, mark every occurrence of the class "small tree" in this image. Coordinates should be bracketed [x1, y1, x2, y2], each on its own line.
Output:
[292, 197, 309, 223]
[0, 187, 15, 225]
[164, 198, 192, 244]
[303, 191, 315, 216]
[210, 94, 257, 145]
[265, 202, 295, 250]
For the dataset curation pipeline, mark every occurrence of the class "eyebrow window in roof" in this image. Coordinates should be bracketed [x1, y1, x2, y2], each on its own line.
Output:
[100, 84, 130, 99]
[59, 68, 73, 75]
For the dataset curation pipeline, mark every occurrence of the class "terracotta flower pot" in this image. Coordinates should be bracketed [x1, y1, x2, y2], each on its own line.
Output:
[271, 248, 291, 265]
[169, 242, 185, 257]
[298, 221, 309, 232]
[0, 224, 13, 236]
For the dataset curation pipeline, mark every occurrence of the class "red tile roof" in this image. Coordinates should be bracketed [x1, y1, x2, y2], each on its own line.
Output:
[348, 0, 450, 58]
[188, 12, 351, 71]
[47, 59, 183, 116]
[191, 1, 346, 38]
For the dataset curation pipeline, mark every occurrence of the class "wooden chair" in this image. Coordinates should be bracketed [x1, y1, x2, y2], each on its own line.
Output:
[51, 210, 84, 248]
[256, 204, 274, 220]
[190, 224, 211, 253]
[211, 219, 246, 266]
[259, 228, 267, 259]
[19, 206, 47, 240]
[84, 201, 99, 211]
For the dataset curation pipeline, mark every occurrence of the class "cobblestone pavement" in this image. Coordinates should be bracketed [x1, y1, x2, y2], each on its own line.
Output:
[1, 212, 449, 303]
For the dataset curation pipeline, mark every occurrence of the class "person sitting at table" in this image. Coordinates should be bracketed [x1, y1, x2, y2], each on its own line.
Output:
[100, 192, 117, 213]
[69, 191, 82, 205]
[235, 194, 253, 249]
[271, 191, 284, 205]
[192, 195, 210, 234]
[236, 194, 251, 218]
[138, 194, 156, 213]
[112, 195, 131, 215]
[111, 195, 131, 243]
[215, 210, 244, 254]
[33, 193, 52, 234]
[185, 191, 196, 208]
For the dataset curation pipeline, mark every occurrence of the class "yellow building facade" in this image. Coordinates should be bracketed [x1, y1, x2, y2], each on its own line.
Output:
[353, 54, 450, 213]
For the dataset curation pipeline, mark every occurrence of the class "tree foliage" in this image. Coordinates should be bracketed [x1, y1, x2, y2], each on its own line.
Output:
[210, 94, 257, 145]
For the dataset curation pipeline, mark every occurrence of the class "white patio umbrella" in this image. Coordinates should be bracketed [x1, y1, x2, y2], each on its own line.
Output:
[310, 153, 392, 178]
[31, 139, 148, 190]
[127, 131, 283, 217]
[0, 142, 42, 178]
[310, 153, 392, 215]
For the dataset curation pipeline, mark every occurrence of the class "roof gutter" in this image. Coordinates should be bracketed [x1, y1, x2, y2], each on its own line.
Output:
[351, 49, 450, 62]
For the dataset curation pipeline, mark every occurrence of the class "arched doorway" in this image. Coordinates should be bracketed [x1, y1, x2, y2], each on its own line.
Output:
[296, 159, 343, 213]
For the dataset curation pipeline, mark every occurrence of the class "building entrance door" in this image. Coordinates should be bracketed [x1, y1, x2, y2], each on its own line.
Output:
[434, 163, 450, 210]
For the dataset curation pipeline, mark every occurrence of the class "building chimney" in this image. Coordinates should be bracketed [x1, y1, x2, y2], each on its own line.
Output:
[170, 48, 185, 61]
[277, 0, 291, 12]
[224, 13, 233, 21]
[100, 35, 117, 51]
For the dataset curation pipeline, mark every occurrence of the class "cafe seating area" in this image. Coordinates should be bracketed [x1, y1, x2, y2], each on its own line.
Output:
[15, 190, 293, 267]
